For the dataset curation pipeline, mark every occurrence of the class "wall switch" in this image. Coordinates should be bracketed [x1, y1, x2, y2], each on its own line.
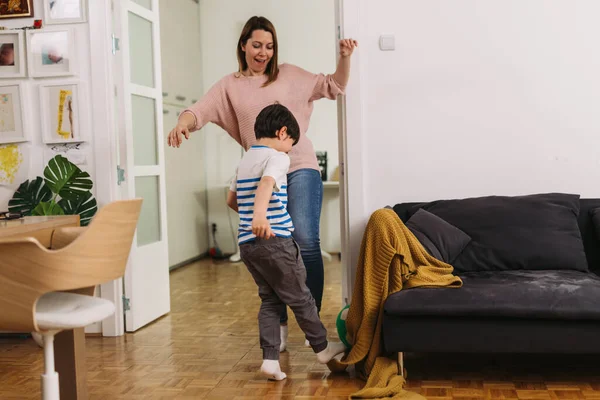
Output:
[379, 34, 395, 51]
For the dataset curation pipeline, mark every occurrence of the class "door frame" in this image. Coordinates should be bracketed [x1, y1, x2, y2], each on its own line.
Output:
[337, 0, 367, 302]
[89, 0, 124, 336]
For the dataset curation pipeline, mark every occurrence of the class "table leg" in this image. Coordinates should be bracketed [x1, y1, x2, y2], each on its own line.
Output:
[55, 328, 88, 400]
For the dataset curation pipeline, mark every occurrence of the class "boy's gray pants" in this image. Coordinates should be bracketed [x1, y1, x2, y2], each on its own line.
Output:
[240, 236, 328, 360]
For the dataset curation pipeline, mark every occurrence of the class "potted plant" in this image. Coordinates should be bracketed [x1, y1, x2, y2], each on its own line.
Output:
[8, 155, 97, 226]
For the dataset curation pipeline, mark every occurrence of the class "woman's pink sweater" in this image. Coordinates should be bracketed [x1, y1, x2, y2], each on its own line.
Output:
[179, 63, 345, 173]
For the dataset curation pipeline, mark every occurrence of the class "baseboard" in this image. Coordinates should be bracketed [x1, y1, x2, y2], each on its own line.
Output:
[2, 324, 102, 337]
[0, 332, 30, 338]
[85, 322, 102, 334]
[169, 253, 207, 271]
[168, 251, 339, 271]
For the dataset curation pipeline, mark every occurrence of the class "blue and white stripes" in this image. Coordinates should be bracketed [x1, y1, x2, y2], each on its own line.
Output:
[236, 177, 294, 244]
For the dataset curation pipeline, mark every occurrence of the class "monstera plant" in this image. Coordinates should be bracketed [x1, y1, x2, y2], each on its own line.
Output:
[8, 155, 98, 226]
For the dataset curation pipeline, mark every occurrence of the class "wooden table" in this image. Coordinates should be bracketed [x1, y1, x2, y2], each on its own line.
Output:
[0, 215, 89, 400]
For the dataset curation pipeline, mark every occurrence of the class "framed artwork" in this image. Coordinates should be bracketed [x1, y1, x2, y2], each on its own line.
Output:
[26, 27, 75, 78]
[40, 81, 84, 144]
[0, 143, 29, 187]
[0, 0, 34, 19]
[0, 82, 26, 144]
[0, 30, 25, 78]
[44, 0, 87, 24]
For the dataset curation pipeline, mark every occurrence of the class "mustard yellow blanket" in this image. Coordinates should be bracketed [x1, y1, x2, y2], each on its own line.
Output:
[329, 208, 463, 399]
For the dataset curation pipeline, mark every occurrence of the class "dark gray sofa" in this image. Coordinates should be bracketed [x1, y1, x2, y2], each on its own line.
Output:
[383, 193, 600, 355]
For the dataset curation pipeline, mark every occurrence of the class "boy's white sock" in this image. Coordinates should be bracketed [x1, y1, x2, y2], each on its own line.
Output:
[260, 360, 287, 381]
[279, 325, 288, 352]
[316, 341, 347, 364]
[304, 339, 310, 347]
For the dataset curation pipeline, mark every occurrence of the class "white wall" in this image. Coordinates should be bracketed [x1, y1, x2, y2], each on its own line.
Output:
[197, 0, 341, 254]
[343, 0, 600, 288]
[0, 0, 96, 212]
[160, 0, 209, 267]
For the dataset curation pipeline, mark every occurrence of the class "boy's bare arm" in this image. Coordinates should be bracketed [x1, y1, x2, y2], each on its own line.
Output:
[253, 176, 276, 239]
[227, 190, 238, 212]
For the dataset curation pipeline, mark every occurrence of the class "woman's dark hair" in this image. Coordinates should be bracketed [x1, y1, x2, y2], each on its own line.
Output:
[237, 16, 279, 87]
[254, 103, 300, 145]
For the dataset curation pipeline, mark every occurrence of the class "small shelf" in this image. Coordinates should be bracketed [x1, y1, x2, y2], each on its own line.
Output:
[224, 181, 340, 188]
[322, 181, 340, 188]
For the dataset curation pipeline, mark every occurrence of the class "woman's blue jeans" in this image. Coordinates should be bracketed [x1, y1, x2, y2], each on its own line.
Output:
[280, 168, 324, 324]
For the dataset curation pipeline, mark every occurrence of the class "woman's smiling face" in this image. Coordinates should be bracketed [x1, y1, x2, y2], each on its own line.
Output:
[241, 29, 274, 75]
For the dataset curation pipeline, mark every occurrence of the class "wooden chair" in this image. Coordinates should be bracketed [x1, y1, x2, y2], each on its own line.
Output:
[0, 199, 142, 400]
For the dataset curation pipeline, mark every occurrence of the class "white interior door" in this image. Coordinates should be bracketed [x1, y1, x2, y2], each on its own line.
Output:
[114, 0, 170, 332]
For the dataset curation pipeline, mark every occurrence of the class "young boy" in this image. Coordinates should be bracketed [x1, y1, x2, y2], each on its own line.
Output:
[227, 103, 346, 380]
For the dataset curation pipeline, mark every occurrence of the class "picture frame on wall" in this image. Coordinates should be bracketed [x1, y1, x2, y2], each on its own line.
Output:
[40, 80, 84, 144]
[0, 0, 34, 19]
[0, 82, 26, 144]
[26, 28, 75, 78]
[0, 30, 26, 78]
[44, 0, 87, 24]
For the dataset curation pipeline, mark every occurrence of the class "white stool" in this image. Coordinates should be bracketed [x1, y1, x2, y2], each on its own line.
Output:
[34, 292, 116, 400]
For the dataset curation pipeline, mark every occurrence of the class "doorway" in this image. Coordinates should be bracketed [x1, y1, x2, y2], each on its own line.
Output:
[107, 0, 351, 335]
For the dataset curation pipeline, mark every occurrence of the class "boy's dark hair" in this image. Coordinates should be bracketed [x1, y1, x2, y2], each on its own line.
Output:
[254, 103, 300, 145]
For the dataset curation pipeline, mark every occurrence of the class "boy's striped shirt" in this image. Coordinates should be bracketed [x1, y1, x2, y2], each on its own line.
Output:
[230, 146, 294, 244]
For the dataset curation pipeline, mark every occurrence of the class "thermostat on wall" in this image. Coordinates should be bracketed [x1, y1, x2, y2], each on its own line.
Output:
[379, 34, 395, 51]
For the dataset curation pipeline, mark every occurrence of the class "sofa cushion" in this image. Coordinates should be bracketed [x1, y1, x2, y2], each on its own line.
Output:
[384, 270, 600, 320]
[410, 193, 588, 273]
[591, 208, 600, 242]
[579, 201, 600, 275]
[406, 209, 471, 263]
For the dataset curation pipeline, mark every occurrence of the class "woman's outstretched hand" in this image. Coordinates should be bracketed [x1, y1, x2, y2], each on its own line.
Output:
[167, 123, 190, 148]
[340, 38, 358, 57]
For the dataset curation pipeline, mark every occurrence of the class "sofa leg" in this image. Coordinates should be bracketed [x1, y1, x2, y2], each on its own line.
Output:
[397, 352, 405, 378]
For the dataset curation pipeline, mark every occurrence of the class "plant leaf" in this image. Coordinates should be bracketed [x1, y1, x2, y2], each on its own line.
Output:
[8, 177, 53, 216]
[44, 155, 93, 200]
[32, 201, 65, 216]
[58, 191, 98, 226]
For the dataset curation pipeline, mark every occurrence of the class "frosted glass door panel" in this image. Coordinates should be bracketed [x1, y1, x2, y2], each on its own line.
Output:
[132, 0, 152, 11]
[128, 12, 155, 88]
[135, 176, 161, 246]
[132, 94, 158, 165]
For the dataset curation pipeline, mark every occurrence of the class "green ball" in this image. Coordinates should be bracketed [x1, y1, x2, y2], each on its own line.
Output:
[336, 304, 351, 348]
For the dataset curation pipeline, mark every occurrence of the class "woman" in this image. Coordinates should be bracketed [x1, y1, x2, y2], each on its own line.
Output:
[167, 16, 357, 351]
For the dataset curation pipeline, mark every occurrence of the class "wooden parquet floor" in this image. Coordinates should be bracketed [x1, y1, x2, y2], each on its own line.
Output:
[2, 258, 600, 399]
